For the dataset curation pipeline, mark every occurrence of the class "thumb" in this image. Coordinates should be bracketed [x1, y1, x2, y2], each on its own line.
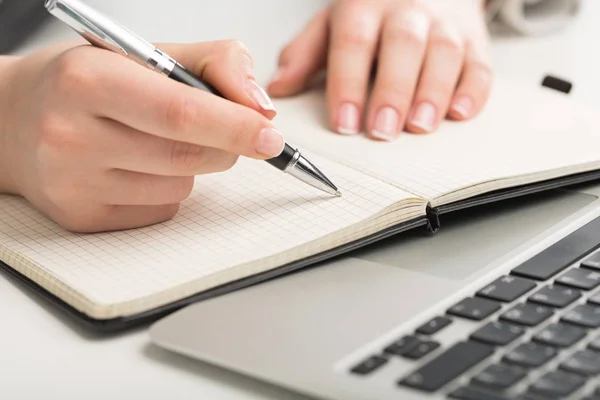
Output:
[156, 40, 277, 120]
[267, 7, 330, 97]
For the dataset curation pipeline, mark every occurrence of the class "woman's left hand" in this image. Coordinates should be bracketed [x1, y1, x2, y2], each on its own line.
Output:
[267, 0, 493, 141]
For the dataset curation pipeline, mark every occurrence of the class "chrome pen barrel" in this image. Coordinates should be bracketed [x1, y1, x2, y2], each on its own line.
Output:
[45, 0, 175, 75]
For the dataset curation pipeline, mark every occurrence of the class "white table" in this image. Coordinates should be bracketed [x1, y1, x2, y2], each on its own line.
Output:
[2, 1, 600, 399]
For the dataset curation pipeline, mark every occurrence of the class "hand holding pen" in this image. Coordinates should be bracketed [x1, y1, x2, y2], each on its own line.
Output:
[46, 0, 340, 198]
[0, 1, 340, 234]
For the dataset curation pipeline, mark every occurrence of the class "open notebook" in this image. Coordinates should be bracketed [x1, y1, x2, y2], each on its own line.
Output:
[2, 80, 600, 331]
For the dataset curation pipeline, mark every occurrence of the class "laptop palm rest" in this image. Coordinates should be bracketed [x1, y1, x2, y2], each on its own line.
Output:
[149, 189, 597, 399]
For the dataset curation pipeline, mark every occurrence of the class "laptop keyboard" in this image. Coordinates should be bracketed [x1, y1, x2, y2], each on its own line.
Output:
[348, 215, 600, 399]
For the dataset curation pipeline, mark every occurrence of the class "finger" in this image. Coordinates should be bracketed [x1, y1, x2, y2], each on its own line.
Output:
[267, 7, 330, 97]
[94, 119, 239, 176]
[159, 41, 276, 119]
[447, 41, 493, 121]
[102, 170, 195, 206]
[365, 9, 431, 141]
[61, 47, 284, 160]
[405, 20, 465, 134]
[60, 204, 181, 233]
[327, 1, 383, 135]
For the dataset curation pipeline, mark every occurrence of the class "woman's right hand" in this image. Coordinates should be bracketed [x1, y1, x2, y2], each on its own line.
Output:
[0, 40, 282, 233]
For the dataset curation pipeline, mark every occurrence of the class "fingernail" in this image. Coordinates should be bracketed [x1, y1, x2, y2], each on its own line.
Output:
[451, 96, 474, 118]
[338, 103, 360, 135]
[256, 128, 285, 157]
[245, 80, 276, 112]
[372, 107, 399, 141]
[410, 102, 436, 132]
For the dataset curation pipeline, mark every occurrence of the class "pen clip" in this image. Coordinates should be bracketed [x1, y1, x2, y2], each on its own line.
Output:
[45, 0, 128, 56]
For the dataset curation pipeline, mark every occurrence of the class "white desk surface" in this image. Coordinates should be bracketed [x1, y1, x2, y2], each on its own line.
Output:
[2, 1, 600, 399]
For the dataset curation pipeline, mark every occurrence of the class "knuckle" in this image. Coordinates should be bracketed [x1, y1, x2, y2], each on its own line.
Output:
[215, 39, 252, 60]
[53, 49, 96, 93]
[164, 94, 198, 134]
[332, 8, 379, 52]
[385, 9, 430, 47]
[170, 141, 206, 173]
[336, 28, 374, 51]
[384, 24, 427, 47]
[429, 33, 464, 54]
[36, 113, 78, 154]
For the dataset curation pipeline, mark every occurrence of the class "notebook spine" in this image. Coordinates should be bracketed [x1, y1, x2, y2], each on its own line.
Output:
[425, 206, 441, 234]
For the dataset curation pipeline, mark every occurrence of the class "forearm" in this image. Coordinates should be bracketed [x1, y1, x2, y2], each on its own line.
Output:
[0, 56, 20, 194]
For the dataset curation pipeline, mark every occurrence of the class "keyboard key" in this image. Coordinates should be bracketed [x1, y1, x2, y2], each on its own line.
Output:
[560, 350, 600, 376]
[415, 316, 452, 335]
[588, 336, 600, 351]
[350, 355, 388, 375]
[528, 285, 581, 308]
[399, 341, 494, 392]
[470, 322, 524, 346]
[476, 276, 536, 302]
[532, 323, 586, 347]
[556, 268, 600, 290]
[383, 335, 419, 356]
[511, 217, 600, 281]
[562, 304, 600, 328]
[471, 364, 527, 389]
[503, 342, 557, 368]
[582, 251, 600, 270]
[403, 340, 440, 360]
[500, 303, 553, 326]
[449, 386, 511, 400]
[447, 297, 501, 321]
[529, 370, 585, 398]
[588, 291, 600, 305]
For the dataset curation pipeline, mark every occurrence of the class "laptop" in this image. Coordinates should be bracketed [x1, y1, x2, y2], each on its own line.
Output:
[149, 181, 600, 399]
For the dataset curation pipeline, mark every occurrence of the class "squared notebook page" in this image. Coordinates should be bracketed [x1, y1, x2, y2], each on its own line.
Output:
[0, 152, 418, 319]
[273, 80, 600, 204]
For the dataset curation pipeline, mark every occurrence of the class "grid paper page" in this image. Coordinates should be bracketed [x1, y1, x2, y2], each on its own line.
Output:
[273, 81, 600, 202]
[0, 153, 418, 318]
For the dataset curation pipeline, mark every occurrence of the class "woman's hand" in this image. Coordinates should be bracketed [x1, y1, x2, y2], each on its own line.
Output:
[268, 0, 493, 140]
[0, 40, 281, 233]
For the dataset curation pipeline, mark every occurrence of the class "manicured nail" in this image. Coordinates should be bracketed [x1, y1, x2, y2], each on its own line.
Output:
[372, 107, 399, 141]
[256, 128, 285, 157]
[245, 80, 276, 112]
[411, 102, 436, 132]
[338, 103, 360, 135]
[451, 96, 474, 118]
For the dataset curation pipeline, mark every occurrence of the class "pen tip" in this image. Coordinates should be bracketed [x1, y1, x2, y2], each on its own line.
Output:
[335, 191, 342, 198]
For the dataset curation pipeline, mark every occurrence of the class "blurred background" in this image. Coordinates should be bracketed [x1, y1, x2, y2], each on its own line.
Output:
[1, 0, 598, 102]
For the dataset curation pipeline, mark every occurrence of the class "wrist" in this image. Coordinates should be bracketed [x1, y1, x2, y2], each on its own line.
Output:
[0, 56, 20, 195]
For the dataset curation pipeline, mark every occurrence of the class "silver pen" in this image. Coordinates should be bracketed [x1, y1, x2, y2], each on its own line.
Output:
[44, 0, 342, 197]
